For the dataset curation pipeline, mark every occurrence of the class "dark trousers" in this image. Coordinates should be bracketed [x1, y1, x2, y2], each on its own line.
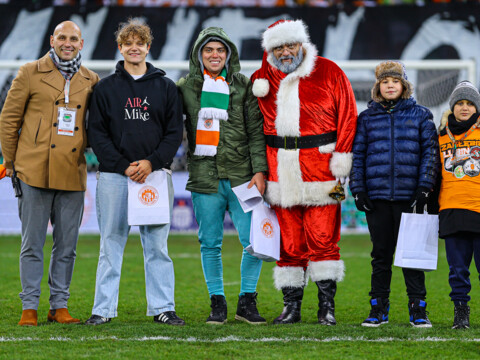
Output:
[365, 200, 426, 301]
[444, 232, 480, 305]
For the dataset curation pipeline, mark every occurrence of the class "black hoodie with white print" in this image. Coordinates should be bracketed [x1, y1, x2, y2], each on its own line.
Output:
[88, 61, 183, 174]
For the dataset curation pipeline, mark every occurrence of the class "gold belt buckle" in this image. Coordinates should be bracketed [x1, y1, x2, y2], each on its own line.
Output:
[284, 136, 298, 150]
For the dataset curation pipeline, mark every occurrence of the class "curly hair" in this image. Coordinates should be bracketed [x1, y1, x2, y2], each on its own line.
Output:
[115, 18, 153, 46]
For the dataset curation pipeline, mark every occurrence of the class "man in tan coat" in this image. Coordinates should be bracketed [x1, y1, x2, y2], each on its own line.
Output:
[0, 21, 99, 326]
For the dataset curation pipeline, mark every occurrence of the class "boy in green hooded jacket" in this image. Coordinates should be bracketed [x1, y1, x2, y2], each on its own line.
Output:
[177, 27, 267, 325]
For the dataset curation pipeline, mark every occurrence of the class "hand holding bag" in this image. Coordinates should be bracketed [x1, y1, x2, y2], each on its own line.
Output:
[127, 170, 170, 226]
[246, 202, 280, 262]
[394, 210, 439, 271]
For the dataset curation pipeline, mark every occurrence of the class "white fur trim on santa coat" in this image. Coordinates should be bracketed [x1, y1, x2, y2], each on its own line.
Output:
[307, 260, 345, 282]
[330, 152, 353, 179]
[273, 266, 306, 290]
[272, 42, 317, 137]
[262, 20, 310, 51]
[252, 78, 270, 98]
[319, 142, 336, 154]
[265, 179, 339, 207]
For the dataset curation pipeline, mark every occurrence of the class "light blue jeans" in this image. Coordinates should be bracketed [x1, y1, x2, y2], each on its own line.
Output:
[91, 172, 176, 318]
[191, 179, 263, 297]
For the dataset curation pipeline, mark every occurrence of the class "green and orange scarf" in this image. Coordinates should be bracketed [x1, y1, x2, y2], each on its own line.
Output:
[194, 69, 229, 156]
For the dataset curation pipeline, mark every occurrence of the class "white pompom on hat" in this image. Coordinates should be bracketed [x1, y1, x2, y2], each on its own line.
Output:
[262, 19, 310, 52]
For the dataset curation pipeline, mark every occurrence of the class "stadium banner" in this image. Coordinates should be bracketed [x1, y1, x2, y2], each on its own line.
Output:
[0, 173, 367, 234]
[0, 4, 478, 81]
[0, 4, 479, 120]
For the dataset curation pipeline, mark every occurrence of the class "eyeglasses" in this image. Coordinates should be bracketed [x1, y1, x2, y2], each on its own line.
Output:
[273, 43, 300, 54]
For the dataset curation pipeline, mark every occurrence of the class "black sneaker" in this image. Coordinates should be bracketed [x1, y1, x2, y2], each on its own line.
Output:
[235, 292, 267, 325]
[85, 314, 111, 326]
[206, 295, 227, 324]
[452, 303, 470, 329]
[409, 299, 432, 328]
[361, 298, 389, 327]
[153, 311, 185, 326]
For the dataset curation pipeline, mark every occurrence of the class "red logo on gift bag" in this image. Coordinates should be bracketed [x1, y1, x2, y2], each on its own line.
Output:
[138, 186, 158, 206]
[261, 218, 274, 238]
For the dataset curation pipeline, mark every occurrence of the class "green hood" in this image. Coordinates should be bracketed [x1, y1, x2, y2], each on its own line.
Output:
[189, 27, 240, 82]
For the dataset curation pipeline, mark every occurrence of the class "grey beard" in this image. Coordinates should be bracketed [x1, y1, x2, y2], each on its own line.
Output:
[272, 49, 304, 74]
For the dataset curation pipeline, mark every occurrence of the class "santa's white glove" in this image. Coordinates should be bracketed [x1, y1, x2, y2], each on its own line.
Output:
[336, 176, 348, 185]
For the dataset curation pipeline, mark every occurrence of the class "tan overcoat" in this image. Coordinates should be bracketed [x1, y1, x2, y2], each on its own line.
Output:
[0, 53, 99, 191]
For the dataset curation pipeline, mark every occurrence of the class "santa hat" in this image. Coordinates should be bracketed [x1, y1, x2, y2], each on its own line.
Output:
[371, 60, 413, 103]
[261, 19, 310, 52]
[253, 20, 310, 98]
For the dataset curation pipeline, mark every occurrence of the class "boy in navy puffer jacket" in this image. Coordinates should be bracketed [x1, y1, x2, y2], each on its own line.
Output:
[349, 61, 439, 328]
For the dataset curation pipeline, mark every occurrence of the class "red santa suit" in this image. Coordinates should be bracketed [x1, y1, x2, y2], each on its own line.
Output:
[251, 20, 357, 291]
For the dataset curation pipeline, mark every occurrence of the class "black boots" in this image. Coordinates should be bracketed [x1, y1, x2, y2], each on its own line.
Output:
[206, 295, 227, 324]
[316, 280, 337, 326]
[273, 287, 304, 324]
[235, 292, 267, 325]
[452, 303, 470, 329]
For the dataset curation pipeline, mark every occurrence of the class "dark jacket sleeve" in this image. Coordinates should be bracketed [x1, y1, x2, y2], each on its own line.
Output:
[88, 84, 131, 174]
[349, 111, 368, 195]
[145, 79, 184, 171]
[418, 107, 439, 190]
[244, 79, 267, 175]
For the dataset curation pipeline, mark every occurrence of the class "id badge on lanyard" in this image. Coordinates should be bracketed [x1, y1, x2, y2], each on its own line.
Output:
[57, 79, 77, 137]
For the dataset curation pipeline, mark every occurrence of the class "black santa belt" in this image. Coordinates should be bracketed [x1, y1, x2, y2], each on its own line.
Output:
[265, 131, 337, 150]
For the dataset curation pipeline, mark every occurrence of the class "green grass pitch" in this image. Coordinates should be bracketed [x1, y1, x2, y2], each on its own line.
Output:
[0, 234, 480, 359]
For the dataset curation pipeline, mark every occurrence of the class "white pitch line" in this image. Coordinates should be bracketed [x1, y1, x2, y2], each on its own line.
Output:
[1, 336, 479, 343]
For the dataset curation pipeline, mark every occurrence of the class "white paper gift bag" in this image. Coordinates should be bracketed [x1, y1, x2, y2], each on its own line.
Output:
[127, 170, 170, 226]
[394, 212, 439, 272]
[246, 203, 280, 262]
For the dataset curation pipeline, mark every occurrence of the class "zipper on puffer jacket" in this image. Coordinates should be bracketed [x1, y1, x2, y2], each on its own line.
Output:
[390, 112, 395, 200]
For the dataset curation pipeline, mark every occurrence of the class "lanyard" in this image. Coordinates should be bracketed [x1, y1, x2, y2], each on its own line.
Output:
[64, 79, 70, 105]
[446, 119, 480, 165]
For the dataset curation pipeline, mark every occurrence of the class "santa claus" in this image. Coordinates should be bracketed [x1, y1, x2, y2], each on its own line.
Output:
[251, 19, 357, 325]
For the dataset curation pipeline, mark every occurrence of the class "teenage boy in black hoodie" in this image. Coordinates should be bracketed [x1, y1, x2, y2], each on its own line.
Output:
[85, 19, 184, 326]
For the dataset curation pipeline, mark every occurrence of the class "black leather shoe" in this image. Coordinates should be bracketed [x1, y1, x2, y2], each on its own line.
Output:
[154, 311, 185, 326]
[85, 314, 111, 326]
[316, 280, 337, 326]
[273, 287, 303, 325]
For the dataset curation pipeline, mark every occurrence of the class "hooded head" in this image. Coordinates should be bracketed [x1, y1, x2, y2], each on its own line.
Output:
[189, 27, 239, 81]
[371, 61, 413, 103]
[449, 80, 480, 112]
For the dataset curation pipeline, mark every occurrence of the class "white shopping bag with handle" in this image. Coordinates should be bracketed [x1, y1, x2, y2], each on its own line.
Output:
[394, 212, 439, 271]
[127, 170, 170, 226]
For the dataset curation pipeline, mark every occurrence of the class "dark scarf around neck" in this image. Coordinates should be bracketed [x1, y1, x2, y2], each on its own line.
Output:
[448, 112, 480, 135]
